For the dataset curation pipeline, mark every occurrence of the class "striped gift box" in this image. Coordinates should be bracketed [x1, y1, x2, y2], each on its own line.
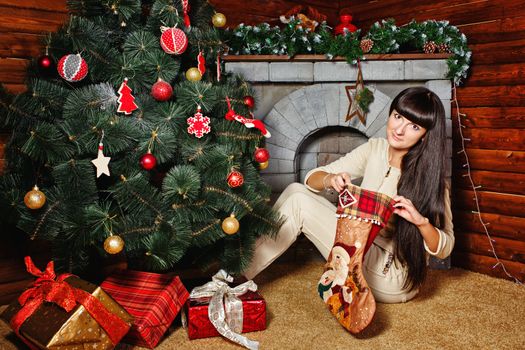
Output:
[101, 270, 189, 349]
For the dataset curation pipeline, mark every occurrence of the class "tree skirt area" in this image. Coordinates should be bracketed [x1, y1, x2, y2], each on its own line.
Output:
[1, 262, 524, 349]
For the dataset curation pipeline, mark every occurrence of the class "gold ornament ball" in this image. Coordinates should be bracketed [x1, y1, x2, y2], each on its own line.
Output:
[104, 235, 125, 254]
[222, 214, 240, 235]
[259, 160, 269, 170]
[212, 13, 227, 28]
[186, 67, 202, 81]
[24, 186, 46, 210]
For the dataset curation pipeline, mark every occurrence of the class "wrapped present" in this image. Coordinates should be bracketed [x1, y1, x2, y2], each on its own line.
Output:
[183, 270, 266, 350]
[0, 256, 133, 350]
[101, 270, 189, 349]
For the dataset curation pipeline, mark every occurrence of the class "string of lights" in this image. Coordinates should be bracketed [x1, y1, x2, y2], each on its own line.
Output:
[452, 85, 523, 286]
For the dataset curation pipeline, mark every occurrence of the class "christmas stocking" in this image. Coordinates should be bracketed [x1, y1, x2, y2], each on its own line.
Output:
[318, 184, 395, 333]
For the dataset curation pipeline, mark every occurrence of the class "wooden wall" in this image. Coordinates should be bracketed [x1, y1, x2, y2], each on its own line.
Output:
[0, 0, 68, 305]
[342, 0, 525, 281]
[0, 0, 523, 303]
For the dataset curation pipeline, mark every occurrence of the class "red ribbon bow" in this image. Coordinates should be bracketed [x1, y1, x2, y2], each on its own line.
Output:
[10, 257, 129, 346]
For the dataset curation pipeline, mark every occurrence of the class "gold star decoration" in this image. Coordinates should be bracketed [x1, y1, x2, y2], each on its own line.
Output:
[91, 143, 111, 177]
[345, 65, 367, 126]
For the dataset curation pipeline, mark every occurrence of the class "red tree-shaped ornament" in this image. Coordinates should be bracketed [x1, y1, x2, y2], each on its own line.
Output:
[117, 78, 138, 115]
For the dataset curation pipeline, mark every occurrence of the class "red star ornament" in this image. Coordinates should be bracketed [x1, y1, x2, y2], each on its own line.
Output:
[187, 106, 211, 138]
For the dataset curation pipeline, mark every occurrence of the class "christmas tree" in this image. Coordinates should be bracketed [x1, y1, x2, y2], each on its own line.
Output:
[0, 0, 282, 275]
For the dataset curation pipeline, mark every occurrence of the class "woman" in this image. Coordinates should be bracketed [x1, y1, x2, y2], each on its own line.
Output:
[244, 87, 454, 303]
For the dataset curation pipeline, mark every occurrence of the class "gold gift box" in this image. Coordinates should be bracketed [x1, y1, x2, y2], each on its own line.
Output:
[0, 276, 133, 350]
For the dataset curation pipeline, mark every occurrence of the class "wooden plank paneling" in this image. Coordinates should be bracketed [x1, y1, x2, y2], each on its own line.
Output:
[0, 7, 67, 34]
[453, 210, 525, 241]
[0, 258, 32, 284]
[453, 170, 525, 195]
[0, 0, 67, 12]
[453, 107, 525, 128]
[453, 189, 525, 218]
[0, 32, 45, 58]
[455, 85, 525, 107]
[452, 127, 525, 151]
[469, 38, 525, 65]
[3, 83, 27, 94]
[453, 149, 525, 173]
[458, 16, 525, 44]
[0, 58, 28, 84]
[0, 279, 32, 305]
[452, 251, 525, 281]
[456, 231, 525, 262]
[348, 0, 525, 29]
[464, 63, 525, 86]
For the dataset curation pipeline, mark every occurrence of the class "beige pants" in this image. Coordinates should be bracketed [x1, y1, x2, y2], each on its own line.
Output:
[244, 183, 419, 303]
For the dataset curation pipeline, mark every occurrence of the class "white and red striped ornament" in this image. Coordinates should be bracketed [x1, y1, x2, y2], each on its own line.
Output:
[57, 54, 88, 82]
[160, 26, 188, 55]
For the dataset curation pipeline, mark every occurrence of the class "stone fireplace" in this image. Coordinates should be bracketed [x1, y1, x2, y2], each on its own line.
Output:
[225, 56, 452, 198]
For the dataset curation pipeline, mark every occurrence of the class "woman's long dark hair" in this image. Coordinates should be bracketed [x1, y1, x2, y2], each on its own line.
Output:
[390, 87, 446, 291]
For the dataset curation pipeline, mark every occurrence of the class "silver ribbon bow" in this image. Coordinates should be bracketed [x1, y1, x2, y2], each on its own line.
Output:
[189, 270, 259, 350]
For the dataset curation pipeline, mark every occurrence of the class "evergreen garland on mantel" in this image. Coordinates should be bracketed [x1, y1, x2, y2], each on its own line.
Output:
[224, 18, 471, 85]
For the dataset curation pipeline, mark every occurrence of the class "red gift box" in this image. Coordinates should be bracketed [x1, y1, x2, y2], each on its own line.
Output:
[185, 290, 266, 340]
[101, 270, 189, 349]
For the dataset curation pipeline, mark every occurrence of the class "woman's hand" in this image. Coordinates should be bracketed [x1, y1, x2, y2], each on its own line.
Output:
[392, 195, 428, 227]
[326, 172, 351, 192]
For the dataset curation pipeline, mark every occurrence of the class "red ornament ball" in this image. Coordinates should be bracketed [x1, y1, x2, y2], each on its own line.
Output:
[140, 152, 157, 170]
[38, 55, 53, 70]
[254, 147, 270, 163]
[227, 170, 244, 188]
[151, 80, 173, 101]
[57, 54, 88, 82]
[243, 95, 255, 109]
[160, 27, 188, 55]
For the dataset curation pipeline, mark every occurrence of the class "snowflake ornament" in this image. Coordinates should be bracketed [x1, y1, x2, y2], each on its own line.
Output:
[187, 106, 211, 138]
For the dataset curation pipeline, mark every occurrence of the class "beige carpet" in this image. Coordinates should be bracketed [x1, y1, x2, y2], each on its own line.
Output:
[1, 262, 524, 350]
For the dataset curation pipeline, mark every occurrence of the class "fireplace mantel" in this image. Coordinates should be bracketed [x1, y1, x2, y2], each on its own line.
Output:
[224, 54, 452, 84]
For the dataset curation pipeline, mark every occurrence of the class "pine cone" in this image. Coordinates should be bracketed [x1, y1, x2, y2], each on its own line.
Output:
[437, 43, 450, 53]
[423, 41, 437, 54]
[360, 39, 374, 53]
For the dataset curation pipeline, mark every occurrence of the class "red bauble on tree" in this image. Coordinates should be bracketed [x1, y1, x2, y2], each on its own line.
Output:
[160, 26, 188, 55]
[140, 152, 157, 170]
[151, 79, 173, 101]
[243, 95, 255, 109]
[38, 55, 53, 71]
[227, 170, 244, 188]
[117, 78, 138, 114]
[57, 54, 88, 82]
[254, 147, 270, 163]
